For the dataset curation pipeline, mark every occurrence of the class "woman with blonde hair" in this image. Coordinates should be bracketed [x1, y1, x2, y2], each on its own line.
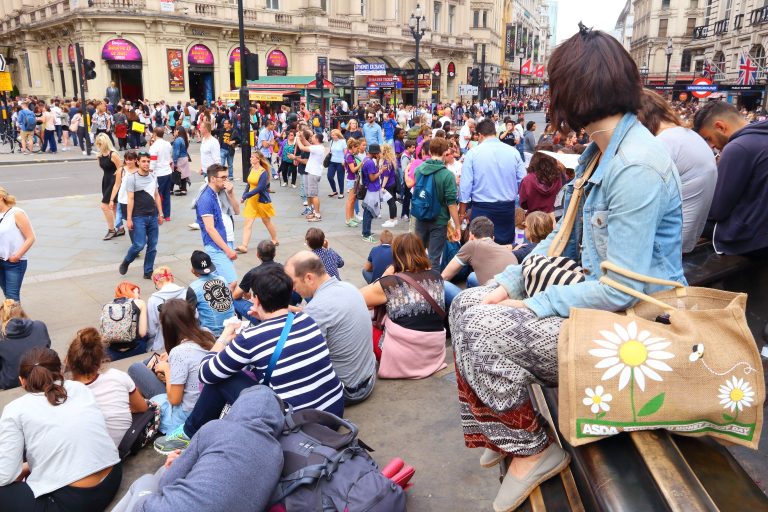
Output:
[95, 133, 122, 240]
[344, 118, 363, 140]
[0, 187, 35, 301]
[0, 299, 51, 389]
[236, 151, 279, 253]
[380, 144, 399, 228]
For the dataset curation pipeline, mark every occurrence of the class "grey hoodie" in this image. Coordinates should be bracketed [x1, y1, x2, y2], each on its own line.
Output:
[136, 385, 285, 512]
[147, 283, 188, 351]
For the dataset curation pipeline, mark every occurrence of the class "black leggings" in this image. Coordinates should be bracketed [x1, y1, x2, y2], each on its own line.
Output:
[385, 187, 397, 219]
[279, 161, 297, 185]
[0, 463, 122, 512]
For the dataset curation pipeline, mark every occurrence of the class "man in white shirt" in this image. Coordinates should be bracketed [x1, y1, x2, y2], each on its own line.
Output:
[296, 130, 325, 222]
[51, 100, 63, 144]
[199, 121, 220, 174]
[438, 107, 452, 128]
[149, 127, 174, 221]
[459, 118, 475, 154]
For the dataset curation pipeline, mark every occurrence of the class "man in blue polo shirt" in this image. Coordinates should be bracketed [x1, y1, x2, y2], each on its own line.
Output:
[194, 164, 239, 288]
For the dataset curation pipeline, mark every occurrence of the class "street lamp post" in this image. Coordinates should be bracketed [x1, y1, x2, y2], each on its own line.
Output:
[236, 0, 250, 182]
[640, 65, 649, 86]
[517, 45, 526, 102]
[665, 37, 673, 97]
[408, 5, 426, 108]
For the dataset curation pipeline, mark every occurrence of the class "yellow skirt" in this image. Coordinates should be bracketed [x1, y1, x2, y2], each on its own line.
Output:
[243, 197, 275, 219]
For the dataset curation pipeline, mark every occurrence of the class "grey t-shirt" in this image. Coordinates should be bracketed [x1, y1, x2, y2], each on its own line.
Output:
[657, 126, 718, 253]
[303, 278, 376, 389]
[169, 341, 208, 412]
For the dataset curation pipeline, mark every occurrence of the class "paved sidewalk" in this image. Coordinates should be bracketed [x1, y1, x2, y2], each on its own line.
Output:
[0, 148, 94, 166]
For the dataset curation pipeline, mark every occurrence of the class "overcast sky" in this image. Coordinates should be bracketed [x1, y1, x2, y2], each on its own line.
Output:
[555, 0, 626, 44]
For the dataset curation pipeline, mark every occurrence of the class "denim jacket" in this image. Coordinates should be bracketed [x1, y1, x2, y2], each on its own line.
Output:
[172, 136, 189, 164]
[495, 113, 685, 318]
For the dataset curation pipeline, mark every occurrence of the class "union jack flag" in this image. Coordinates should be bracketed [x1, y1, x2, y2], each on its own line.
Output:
[738, 53, 757, 86]
[702, 59, 714, 80]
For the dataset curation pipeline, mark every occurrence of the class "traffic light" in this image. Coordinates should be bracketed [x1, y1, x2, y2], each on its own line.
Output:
[83, 59, 96, 80]
[244, 53, 259, 81]
[470, 68, 479, 86]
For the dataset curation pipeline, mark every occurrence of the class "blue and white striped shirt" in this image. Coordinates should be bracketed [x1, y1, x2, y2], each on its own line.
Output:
[199, 312, 344, 416]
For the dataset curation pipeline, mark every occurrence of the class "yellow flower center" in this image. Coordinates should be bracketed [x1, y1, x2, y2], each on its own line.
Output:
[730, 388, 744, 402]
[592, 395, 602, 404]
[619, 340, 648, 367]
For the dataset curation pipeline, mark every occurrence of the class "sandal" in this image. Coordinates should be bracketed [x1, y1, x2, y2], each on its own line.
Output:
[103, 229, 117, 241]
[235, 246, 248, 254]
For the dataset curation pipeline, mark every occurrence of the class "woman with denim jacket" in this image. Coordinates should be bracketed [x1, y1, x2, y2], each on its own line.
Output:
[449, 29, 685, 512]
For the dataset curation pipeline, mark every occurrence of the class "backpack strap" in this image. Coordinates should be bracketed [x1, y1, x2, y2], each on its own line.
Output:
[396, 273, 446, 319]
[263, 312, 294, 387]
[286, 409, 359, 448]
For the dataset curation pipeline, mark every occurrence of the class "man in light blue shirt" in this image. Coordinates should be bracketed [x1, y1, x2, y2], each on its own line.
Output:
[362, 113, 384, 146]
[459, 118, 526, 245]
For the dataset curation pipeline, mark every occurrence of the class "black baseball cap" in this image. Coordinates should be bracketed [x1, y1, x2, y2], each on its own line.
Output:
[368, 143, 381, 155]
[191, 250, 216, 275]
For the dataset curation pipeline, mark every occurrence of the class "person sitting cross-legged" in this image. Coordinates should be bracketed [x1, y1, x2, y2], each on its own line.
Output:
[185, 250, 234, 337]
[153, 265, 344, 454]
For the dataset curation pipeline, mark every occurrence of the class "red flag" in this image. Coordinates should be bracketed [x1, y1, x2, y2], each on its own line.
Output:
[534, 64, 546, 78]
[520, 59, 532, 75]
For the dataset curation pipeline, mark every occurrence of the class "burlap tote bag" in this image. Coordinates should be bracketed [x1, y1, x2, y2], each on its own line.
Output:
[558, 261, 764, 449]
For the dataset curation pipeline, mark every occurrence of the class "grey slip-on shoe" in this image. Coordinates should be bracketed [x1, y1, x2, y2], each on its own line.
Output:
[493, 443, 571, 512]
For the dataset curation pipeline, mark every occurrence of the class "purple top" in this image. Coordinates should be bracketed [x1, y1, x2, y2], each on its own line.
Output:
[380, 160, 396, 190]
[344, 151, 357, 180]
[362, 158, 380, 192]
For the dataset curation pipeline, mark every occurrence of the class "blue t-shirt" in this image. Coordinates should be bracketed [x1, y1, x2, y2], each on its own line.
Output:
[367, 244, 393, 282]
[195, 186, 227, 248]
[382, 119, 397, 140]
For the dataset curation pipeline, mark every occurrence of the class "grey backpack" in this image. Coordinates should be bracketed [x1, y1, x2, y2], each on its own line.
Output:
[269, 408, 406, 512]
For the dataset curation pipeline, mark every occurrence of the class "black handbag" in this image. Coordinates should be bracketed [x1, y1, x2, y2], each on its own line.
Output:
[323, 152, 332, 168]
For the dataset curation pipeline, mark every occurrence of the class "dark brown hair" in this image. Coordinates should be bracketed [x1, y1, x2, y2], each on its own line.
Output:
[636, 89, 681, 135]
[160, 299, 215, 354]
[305, 227, 325, 250]
[548, 29, 641, 132]
[528, 153, 563, 186]
[392, 233, 431, 273]
[19, 347, 67, 406]
[66, 327, 105, 376]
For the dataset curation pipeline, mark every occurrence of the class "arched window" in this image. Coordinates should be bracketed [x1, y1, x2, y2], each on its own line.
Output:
[713, 51, 726, 79]
[751, 45, 766, 78]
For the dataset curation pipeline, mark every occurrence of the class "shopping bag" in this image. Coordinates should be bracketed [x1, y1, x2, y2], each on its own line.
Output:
[131, 122, 145, 133]
[558, 261, 764, 449]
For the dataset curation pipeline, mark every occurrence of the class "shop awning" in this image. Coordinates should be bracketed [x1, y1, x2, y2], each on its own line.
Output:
[244, 76, 334, 91]
[308, 91, 340, 99]
[222, 89, 286, 101]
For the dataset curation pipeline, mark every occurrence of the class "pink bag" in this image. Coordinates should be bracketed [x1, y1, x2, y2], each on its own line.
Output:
[378, 317, 447, 379]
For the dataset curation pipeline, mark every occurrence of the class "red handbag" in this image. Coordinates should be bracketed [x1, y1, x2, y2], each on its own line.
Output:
[371, 305, 386, 361]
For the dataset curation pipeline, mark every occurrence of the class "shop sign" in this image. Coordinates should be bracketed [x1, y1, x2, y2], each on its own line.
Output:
[102, 39, 142, 61]
[368, 75, 402, 88]
[402, 74, 431, 89]
[448, 62, 455, 78]
[433, 63, 441, 77]
[166, 48, 185, 92]
[0, 71, 13, 92]
[354, 63, 386, 76]
[188, 44, 214, 66]
[46, 48, 52, 65]
[332, 75, 353, 87]
[56, 47, 63, 65]
[266, 49, 288, 76]
[229, 47, 252, 64]
[68, 44, 76, 64]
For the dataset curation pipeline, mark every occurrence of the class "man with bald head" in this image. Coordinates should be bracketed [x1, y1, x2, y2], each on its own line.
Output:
[285, 251, 377, 404]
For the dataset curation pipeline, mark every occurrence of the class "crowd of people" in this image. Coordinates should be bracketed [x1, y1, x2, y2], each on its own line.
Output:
[1, 23, 768, 512]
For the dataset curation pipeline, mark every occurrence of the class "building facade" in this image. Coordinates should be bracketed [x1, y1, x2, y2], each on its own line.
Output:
[613, 0, 635, 51]
[498, 0, 550, 96]
[0, 0, 480, 106]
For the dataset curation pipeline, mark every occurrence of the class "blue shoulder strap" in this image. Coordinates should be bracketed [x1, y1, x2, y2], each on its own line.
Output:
[263, 312, 294, 387]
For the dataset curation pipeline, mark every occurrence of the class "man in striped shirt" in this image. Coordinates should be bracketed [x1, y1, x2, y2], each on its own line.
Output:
[154, 266, 344, 454]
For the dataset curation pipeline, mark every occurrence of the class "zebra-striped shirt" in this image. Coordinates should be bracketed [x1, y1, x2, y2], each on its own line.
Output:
[198, 312, 344, 416]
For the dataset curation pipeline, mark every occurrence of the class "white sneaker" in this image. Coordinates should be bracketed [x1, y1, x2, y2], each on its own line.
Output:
[382, 219, 397, 228]
[303, 201, 308, 206]
[356, 214, 363, 221]
[291, 184, 297, 189]
[82, 151, 87, 155]
[281, 182, 287, 187]
[188, 222, 200, 230]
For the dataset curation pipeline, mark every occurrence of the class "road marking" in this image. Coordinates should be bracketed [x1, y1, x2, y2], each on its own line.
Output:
[3, 177, 71, 183]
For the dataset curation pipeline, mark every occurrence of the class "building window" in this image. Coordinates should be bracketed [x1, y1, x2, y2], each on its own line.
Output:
[360, 0, 365, 17]
[662, 0, 670, 8]
[658, 18, 668, 37]
[266, 0, 278, 9]
[723, 0, 732, 20]
[482, 10, 488, 28]
[686, 17, 696, 35]
[448, 5, 455, 33]
[472, 10, 479, 28]
[433, 2, 441, 32]
[320, 0, 326, 10]
[689, 0, 698, 8]
[681, 50, 692, 71]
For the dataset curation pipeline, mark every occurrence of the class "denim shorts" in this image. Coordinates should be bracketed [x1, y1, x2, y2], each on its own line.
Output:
[345, 178, 356, 192]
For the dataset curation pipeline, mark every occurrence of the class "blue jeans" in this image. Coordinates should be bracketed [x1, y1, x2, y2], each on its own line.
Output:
[234, 298, 260, 325]
[124, 215, 159, 275]
[0, 259, 28, 301]
[157, 175, 172, 219]
[467, 272, 480, 288]
[55, 125, 63, 142]
[115, 201, 123, 229]
[41, 129, 57, 153]
[444, 281, 462, 310]
[204, 244, 237, 284]
[362, 206, 374, 237]
[128, 361, 167, 399]
[362, 269, 374, 284]
[220, 149, 234, 178]
[106, 337, 147, 362]
[327, 162, 344, 194]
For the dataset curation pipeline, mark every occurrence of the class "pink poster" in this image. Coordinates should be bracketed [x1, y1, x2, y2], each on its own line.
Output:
[102, 39, 142, 61]
[229, 47, 252, 64]
[188, 44, 214, 66]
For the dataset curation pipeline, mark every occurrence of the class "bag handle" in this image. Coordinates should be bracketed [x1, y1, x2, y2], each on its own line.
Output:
[600, 261, 686, 296]
[263, 312, 294, 387]
[396, 273, 447, 319]
[598, 276, 675, 313]
[547, 154, 600, 258]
